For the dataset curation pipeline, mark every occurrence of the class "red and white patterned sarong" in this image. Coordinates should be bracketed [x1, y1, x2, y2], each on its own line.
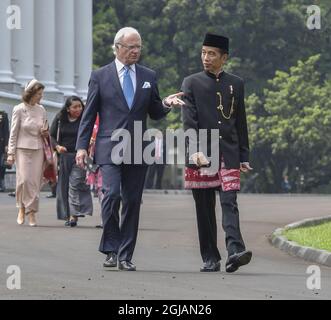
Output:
[184, 161, 240, 191]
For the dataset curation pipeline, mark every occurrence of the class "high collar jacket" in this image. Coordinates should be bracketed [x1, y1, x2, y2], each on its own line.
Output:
[181, 71, 249, 169]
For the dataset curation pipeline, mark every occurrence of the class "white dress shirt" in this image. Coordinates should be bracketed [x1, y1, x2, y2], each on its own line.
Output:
[115, 58, 172, 110]
[115, 58, 137, 93]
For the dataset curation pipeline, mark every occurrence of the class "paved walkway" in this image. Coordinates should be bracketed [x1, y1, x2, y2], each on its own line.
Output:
[0, 192, 330, 300]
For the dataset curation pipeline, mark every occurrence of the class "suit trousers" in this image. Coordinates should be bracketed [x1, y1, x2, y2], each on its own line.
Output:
[99, 164, 148, 262]
[145, 163, 165, 189]
[192, 188, 246, 262]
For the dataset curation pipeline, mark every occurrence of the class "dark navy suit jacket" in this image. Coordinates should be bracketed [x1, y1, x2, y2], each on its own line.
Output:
[76, 61, 170, 165]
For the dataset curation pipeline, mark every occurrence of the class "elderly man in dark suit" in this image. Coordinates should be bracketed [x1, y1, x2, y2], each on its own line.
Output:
[76, 27, 183, 271]
[182, 33, 253, 273]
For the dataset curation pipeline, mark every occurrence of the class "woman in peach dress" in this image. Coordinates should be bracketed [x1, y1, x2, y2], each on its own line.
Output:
[7, 79, 49, 226]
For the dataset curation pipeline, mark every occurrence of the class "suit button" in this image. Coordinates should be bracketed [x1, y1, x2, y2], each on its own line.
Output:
[218, 121, 221, 124]
[219, 136, 223, 139]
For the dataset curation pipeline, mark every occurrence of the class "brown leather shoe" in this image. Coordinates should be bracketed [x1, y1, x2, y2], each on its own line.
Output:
[17, 207, 25, 225]
[28, 211, 37, 227]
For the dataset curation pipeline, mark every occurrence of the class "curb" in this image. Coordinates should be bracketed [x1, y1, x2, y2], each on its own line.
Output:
[270, 215, 331, 267]
[142, 191, 331, 197]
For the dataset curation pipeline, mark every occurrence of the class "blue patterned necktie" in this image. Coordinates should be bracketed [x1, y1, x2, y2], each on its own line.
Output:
[123, 66, 134, 109]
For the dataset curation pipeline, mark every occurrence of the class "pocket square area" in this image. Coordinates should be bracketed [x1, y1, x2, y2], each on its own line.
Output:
[142, 82, 151, 89]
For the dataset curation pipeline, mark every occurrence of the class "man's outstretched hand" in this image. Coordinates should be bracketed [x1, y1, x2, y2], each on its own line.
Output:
[164, 92, 185, 107]
[190, 152, 210, 167]
[240, 162, 253, 173]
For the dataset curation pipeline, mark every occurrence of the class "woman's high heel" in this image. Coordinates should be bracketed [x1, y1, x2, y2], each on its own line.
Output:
[17, 207, 25, 225]
[28, 211, 37, 227]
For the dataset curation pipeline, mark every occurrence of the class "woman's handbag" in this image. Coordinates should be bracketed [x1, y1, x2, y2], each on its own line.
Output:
[42, 133, 57, 183]
[43, 162, 57, 183]
[52, 119, 61, 171]
[42, 135, 54, 165]
[0, 153, 12, 170]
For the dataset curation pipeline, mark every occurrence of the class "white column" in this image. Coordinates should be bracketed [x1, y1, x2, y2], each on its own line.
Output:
[12, 0, 35, 86]
[56, 0, 76, 97]
[0, 0, 15, 83]
[75, 0, 93, 100]
[34, 0, 59, 94]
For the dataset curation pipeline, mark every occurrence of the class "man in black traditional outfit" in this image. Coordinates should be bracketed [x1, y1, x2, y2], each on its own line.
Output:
[181, 33, 253, 273]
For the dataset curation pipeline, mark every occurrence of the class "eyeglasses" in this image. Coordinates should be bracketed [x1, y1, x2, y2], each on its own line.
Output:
[117, 43, 143, 51]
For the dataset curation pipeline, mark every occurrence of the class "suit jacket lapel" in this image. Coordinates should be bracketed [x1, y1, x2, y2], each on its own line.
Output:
[130, 64, 144, 112]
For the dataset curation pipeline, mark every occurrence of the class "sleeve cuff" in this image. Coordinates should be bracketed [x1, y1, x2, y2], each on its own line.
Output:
[162, 98, 172, 109]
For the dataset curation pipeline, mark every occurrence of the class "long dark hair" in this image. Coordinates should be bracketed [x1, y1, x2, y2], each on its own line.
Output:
[56, 96, 85, 122]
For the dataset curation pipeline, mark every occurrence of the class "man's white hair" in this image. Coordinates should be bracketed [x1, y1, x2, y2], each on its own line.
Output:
[112, 27, 141, 55]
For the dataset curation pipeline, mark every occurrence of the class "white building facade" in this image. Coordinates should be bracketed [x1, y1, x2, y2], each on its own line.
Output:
[0, 0, 93, 122]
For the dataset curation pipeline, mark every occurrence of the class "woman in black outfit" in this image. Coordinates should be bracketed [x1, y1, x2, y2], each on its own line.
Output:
[50, 96, 92, 227]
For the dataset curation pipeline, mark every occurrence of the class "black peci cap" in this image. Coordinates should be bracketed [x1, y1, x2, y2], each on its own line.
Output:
[203, 33, 229, 53]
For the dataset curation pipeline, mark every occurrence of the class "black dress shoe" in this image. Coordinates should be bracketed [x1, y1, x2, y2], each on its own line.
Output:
[226, 250, 252, 273]
[200, 261, 221, 272]
[118, 261, 136, 271]
[103, 252, 117, 268]
[64, 220, 77, 227]
[69, 220, 77, 227]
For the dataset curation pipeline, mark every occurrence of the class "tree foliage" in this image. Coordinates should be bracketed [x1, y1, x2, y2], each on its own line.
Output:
[247, 55, 331, 192]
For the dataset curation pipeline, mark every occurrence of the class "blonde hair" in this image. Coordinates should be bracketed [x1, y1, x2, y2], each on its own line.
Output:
[22, 80, 45, 104]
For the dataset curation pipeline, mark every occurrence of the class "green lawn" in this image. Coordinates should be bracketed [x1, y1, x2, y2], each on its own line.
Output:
[283, 221, 331, 252]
